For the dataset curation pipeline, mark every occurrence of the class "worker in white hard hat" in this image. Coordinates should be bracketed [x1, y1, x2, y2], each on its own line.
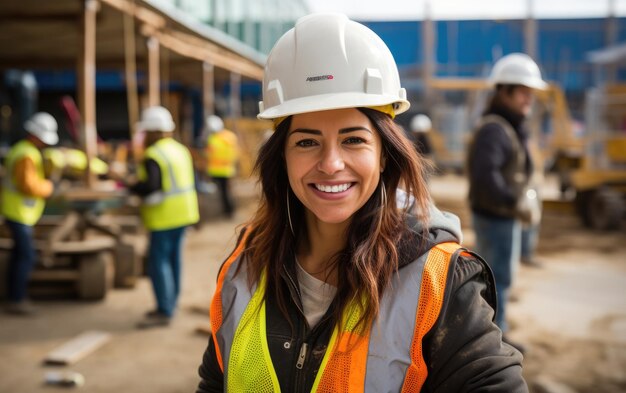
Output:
[204, 114, 240, 218]
[122, 106, 199, 328]
[2, 112, 59, 315]
[467, 52, 547, 352]
[409, 113, 434, 159]
[197, 13, 526, 392]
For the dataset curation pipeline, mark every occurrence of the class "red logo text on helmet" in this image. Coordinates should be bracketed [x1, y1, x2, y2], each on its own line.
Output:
[306, 75, 334, 82]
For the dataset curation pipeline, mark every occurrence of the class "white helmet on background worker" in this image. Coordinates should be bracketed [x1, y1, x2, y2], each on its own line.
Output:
[137, 106, 175, 132]
[489, 53, 548, 91]
[24, 112, 59, 145]
[410, 114, 432, 133]
[258, 13, 410, 121]
[205, 115, 224, 134]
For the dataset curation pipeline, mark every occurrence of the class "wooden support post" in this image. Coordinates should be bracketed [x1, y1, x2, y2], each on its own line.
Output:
[123, 1, 139, 147]
[203, 62, 215, 119]
[524, 0, 537, 59]
[606, 0, 618, 83]
[147, 36, 160, 107]
[161, 46, 170, 109]
[229, 71, 241, 129]
[79, 0, 98, 187]
[422, 1, 436, 106]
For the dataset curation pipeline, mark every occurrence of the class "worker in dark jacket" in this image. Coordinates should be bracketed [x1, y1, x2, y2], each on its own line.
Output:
[467, 53, 546, 351]
[197, 13, 527, 392]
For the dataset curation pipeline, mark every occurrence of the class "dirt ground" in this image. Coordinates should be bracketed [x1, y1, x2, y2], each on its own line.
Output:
[1, 175, 625, 392]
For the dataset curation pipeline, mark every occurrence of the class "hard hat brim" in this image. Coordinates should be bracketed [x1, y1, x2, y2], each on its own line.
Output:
[258, 92, 410, 120]
[491, 76, 549, 91]
[135, 120, 175, 133]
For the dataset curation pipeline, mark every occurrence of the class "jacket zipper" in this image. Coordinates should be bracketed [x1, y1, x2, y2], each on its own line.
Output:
[296, 342, 308, 369]
[283, 262, 314, 392]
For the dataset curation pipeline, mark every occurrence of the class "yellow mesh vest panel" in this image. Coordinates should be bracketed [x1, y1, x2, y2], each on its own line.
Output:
[227, 272, 281, 392]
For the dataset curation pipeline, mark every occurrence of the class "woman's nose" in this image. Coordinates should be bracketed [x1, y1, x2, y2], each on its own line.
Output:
[317, 145, 345, 174]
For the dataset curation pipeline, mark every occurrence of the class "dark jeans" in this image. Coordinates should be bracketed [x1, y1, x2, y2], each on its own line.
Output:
[147, 226, 187, 317]
[5, 219, 36, 302]
[213, 177, 235, 217]
[471, 211, 521, 333]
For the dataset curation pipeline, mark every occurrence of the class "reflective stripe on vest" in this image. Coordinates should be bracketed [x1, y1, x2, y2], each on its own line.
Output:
[1, 140, 46, 225]
[210, 227, 462, 392]
[138, 138, 199, 230]
[207, 130, 239, 178]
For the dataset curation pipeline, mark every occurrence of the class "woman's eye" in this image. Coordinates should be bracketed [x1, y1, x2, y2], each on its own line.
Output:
[295, 139, 317, 147]
[343, 136, 365, 144]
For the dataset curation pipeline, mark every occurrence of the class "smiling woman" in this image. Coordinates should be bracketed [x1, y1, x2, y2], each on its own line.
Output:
[197, 13, 528, 393]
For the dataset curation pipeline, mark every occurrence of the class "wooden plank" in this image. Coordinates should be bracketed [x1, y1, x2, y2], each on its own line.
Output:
[0, 238, 49, 251]
[141, 24, 263, 81]
[99, 0, 166, 29]
[53, 237, 116, 254]
[44, 331, 111, 365]
[30, 270, 80, 281]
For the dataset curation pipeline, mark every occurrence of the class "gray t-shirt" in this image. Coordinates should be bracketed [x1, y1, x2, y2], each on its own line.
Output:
[295, 260, 337, 328]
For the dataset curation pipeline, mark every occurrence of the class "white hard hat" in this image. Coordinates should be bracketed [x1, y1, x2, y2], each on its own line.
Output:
[205, 115, 224, 134]
[258, 13, 410, 120]
[410, 114, 432, 133]
[137, 106, 175, 132]
[489, 53, 548, 91]
[24, 112, 59, 145]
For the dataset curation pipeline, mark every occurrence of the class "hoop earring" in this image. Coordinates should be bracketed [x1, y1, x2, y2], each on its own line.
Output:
[374, 179, 387, 234]
[380, 179, 387, 208]
[286, 189, 295, 236]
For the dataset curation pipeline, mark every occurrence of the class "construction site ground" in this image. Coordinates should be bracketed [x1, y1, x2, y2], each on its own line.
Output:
[0, 174, 625, 393]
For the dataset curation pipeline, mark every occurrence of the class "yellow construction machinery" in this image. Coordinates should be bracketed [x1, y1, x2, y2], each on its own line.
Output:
[427, 77, 626, 230]
[570, 83, 626, 230]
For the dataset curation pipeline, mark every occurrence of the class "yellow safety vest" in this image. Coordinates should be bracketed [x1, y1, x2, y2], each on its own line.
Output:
[211, 227, 463, 392]
[1, 140, 47, 225]
[207, 129, 239, 178]
[43, 148, 109, 176]
[64, 148, 109, 175]
[138, 138, 199, 231]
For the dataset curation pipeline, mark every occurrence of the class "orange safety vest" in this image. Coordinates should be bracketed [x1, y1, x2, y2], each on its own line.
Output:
[210, 227, 466, 392]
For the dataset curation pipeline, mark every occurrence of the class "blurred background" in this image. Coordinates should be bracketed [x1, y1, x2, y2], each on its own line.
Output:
[0, 1, 624, 392]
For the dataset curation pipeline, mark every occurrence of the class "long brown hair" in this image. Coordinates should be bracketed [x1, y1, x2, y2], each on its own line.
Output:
[242, 108, 431, 332]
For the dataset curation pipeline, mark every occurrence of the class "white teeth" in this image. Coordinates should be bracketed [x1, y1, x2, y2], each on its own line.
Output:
[315, 183, 350, 193]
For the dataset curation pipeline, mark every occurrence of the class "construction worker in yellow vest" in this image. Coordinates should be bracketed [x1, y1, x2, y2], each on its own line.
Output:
[43, 147, 109, 181]
[197, 13, 526, 392]
[124, 106, 199, 329]
[205, 115, 239, 218]
[2, 112, 58, 315]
